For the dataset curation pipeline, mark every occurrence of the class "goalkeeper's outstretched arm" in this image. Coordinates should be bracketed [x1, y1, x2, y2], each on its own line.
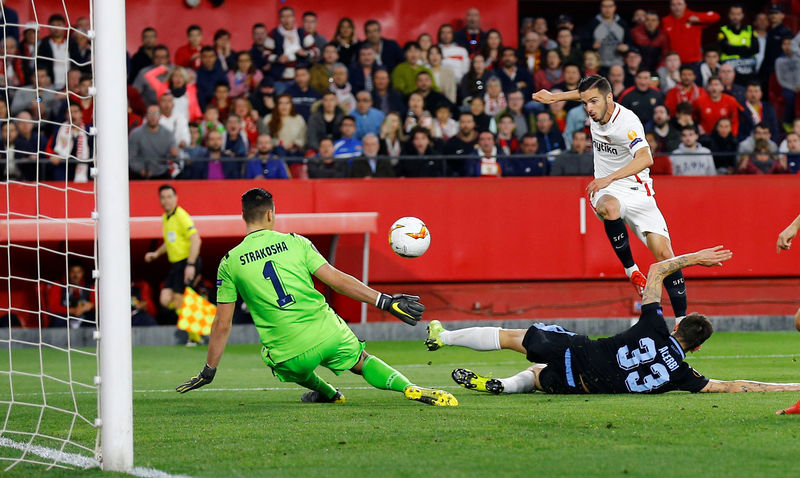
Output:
[176, 302, 234, 393]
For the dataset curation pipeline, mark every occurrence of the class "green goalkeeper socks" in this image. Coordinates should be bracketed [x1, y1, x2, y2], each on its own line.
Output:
[361, 355, 412, 392]
[298, 373, 338, 400]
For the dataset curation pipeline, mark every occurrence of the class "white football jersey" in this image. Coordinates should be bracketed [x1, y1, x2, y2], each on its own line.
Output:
[590, 102, 653, 194]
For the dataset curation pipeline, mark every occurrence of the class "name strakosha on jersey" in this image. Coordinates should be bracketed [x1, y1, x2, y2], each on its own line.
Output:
[239, 241, 289, 265]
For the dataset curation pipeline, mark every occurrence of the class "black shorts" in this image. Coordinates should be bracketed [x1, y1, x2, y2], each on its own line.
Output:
[164, 257, 202, 291]
[522, 323, 588, 395]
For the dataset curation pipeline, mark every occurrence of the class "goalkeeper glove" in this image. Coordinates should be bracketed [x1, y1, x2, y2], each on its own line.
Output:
[376, 293, 425, 326]
[176, 364, 216, 393]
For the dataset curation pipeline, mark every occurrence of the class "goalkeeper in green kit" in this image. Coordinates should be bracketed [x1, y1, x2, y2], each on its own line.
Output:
[176, 188, 457, 406]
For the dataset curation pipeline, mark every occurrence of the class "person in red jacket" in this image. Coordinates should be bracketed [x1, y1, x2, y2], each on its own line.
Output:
[692, 76, 742, 135]
[661, 0, 720, 65]
[631, 11, 670, 71]
[47, 263, 95, 329]
[664, 64, 709, 115]
[174, 25, 203, 70]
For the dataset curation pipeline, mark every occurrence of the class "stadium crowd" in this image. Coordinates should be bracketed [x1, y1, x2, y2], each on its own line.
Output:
[2, 1, 800, 180]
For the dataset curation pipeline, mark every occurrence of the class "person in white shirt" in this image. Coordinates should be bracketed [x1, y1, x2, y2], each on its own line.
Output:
[669, 125, 715, 176]
[534, 75, 687, 318]
[158, 92, 190, 149]
[436, 24, 470, 82]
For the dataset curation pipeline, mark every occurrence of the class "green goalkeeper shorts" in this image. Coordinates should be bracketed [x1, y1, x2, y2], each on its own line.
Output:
[261, 327, 366, 383]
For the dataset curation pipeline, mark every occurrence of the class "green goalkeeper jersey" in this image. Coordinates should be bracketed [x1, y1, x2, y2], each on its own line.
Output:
[216, 229, 352, 363]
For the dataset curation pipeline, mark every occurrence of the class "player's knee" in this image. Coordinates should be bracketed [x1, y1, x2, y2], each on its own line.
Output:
[596, 203, 620, 220]
[499, 329, 527, 353]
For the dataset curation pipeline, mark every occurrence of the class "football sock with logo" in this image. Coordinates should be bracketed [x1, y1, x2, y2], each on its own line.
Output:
[298, 373, 338, 399]
[361, 355, 412, 392]
[664, 270, 687, 317]
[603, 218, 635, 269]
[440, 327, 501, 351]
[499, 370, 536, 394]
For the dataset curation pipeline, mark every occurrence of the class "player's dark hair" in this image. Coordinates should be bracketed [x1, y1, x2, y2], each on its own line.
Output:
[674, 313, 713, 351]
[158, 184, 175, 195]
[241, 188, 275, 224]
[578, 75, 611, 97]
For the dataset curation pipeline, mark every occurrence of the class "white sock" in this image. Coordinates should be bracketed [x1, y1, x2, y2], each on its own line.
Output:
[499, 370, 536, 394]
[440, 327, 501, 351]
[624, 264, 640, 278]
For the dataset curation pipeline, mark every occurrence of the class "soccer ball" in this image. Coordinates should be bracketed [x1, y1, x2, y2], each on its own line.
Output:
[389, 217, 430, 258]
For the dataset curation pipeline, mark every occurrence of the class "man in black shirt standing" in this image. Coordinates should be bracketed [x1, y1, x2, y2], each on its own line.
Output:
[427, 246, 800, 395]
[618, 68, 664, 126]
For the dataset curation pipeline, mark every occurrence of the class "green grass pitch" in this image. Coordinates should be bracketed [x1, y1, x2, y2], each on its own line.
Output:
[3, 331, 800, 477]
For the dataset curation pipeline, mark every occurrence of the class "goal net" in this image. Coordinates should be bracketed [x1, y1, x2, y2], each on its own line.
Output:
[0, 0, 132, 471]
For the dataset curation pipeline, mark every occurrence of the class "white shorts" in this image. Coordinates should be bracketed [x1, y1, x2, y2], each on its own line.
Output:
[590, 184, 670, 244]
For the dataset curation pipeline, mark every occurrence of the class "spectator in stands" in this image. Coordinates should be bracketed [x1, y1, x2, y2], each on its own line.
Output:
[350, 133, 395, 178]
[555, 27, 582, 67]
[551, 130, 593, 176]
[308, 136, 347, 178]
[479, 76, 505, 117]
[693, 76, 741, 136]
[223, 115, 248, 157]
[648, 105, 680, 152]
[761, 4, 793, 84]
[754, 13, 769, 75]
[664, 65, 708, 115]
[307, 92, 344, 151]
[36, 14, 78, 91]
[261, 93, 306, 155]
[482, 30, 504, 70]
[134, 43, 172, 103]
[656, 51, 681, 94]
[535, 111, 565, 157]
[180, 123, 207, 179]
[661, 0, 720, 66]
[227, 52, 263, 99]
[331, 17, 358, 66]
[607, 64, 627, 98]
[503, 133, 548, 176]
[13, 111, 45, 181]
[783, 132, 800, 174]
[563, 102, 588, 150]
[670, 125, 715, 175]
[128, 105, 176, 180]
[700, 117, 739, 174]
[1, 5, 19, 44]
[233, 98, 260, 147]
[431, 105, 458, 141]
[284, 65, 319, 121]
[468, 130, 501, 177]
[47, 262, 95, 329]
[444, 112, 479, 170]
[11, 70, 60, 119]
[738, 138, 788, 174]
[418, 33, 434, 65]
[213, 29, 236, 72]
[534, 50, 564, 92]
[330, 64, 357, 113]
[586, 0, 630, 68]
[533, 17, 557, 51]
[469, 96, 491, 133]
[671, 101, 697, 131]
[631, 11, 669, 72]
[497, 47, 534, 98]
[497, 90, 533, 139]
[619, 68, 663, 125]
[203, 129, 239, 179]
[270, 7, 310, 83]
[245, 133, 290, 179]
[47, 102, 89, 182]
[622, 48, 643, 88]
[438, 24, 470, 82]
[309, 44, 338, 95]
[371, 68, 404, 115]
[495, 114, 518, 155]
[739, 82, 778, 140]
[0, 37, 24, 88]
[379, 112, 405, 158]
[351, 91, 384, 140]
[198, 105, 225, 143]
[718, 63, 746, 106]
[428, 46, 457, 104]
[349, 45, 377, 93]
[548, 89, 569, 133]
[249, 23, 276, 77]
[0, 122, 21, 180]
[775, 37, 800, 127]
[397, 126, 442, 177]
[359, 20, 404, 71]
[459, 54, 491, 103]
[643, 131, 671, 175]
[333, 116, 362, 159]
[303, 11, 328, 52]
[392, 43, 434, 96]
[175, 25, 203, 70]
[582, 50, 601, 77]
[72, 20, 92, 75]
[144, 65, 203, 123]
[404, 92, 433, 133]
[717, 5, 758, 85]
[739, 122, 778, 155]
[455, 8, 486, 55]
[699, 49, 721, 87]
[195, 47, 227, 107]
[158, 92, 190, 150]
[519, 32, 544, 77]
[779, 118, 800, 154]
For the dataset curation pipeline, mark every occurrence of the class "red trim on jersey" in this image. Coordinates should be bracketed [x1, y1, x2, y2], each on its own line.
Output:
[611, 106, 622, 124]
[634, 174, 652, 196]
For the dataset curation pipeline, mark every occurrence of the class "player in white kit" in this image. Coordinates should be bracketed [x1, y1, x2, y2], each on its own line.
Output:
[533, 75, 687, 318]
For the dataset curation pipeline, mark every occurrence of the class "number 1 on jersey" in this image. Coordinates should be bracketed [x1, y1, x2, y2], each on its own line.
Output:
[262, 261, 296, 308]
